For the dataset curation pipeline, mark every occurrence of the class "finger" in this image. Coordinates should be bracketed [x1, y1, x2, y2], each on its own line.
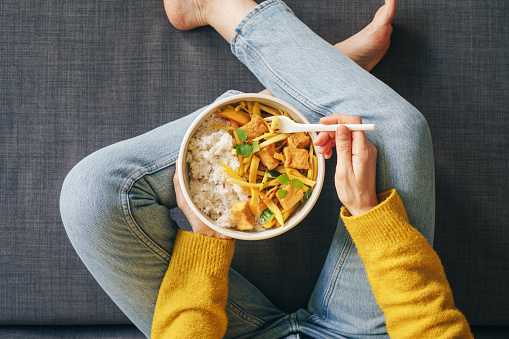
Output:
[321, 114, 362, 125]
[325, 148, 333, 159]
[173, 160, 189, 210]
[350, 129, 369, 157]
[313, 131, 334, 146]
[335, 125, 353, 171]
[317, 138, 334, 155]
[173, 160, 181, 192]
[173, 160, 179, 190]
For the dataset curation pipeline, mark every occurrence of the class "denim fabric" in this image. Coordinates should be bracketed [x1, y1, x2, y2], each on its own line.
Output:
[60, 1, 435, 338]
[3, 0, 508, 335]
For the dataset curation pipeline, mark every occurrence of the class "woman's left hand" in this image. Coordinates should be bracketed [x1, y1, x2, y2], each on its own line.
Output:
[174, 161, 232, 240]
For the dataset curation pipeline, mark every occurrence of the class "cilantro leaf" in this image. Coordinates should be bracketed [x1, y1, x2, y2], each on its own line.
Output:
[277, 174, 290, 185]
[236, 144, 253, 158]
[291, 179, 304, 188]
[236, 128, 248, 142]
[277, 188, 287, 199]
[252, 140, 260, 153]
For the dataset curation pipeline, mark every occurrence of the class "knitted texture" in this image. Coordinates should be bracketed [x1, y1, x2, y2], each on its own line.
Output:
[341, 189, 473, 338]
[151, 230, 235, 339]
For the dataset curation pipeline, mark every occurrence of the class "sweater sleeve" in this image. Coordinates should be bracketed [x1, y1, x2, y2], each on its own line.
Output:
[151, 230, 235, 339]
[341, 189, 473, 338]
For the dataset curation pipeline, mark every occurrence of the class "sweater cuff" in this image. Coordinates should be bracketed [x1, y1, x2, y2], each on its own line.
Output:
[170, 230, 235, 280]
[340, 189, 421, 248]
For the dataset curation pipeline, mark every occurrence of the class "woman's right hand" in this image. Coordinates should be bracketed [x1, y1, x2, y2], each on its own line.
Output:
[313, 114, 379, 216]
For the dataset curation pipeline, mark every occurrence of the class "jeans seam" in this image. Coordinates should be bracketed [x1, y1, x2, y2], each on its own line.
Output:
[120, 155, 179, 262]
[231, 0, 283, 49]
[226, 299, 266, 327]
[320, 235, 354, 320]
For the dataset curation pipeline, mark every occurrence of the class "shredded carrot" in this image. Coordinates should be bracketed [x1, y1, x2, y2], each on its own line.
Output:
[257, 185, 279, 206]
[275, 139, 287, 152]
[268, 187, 278, 200]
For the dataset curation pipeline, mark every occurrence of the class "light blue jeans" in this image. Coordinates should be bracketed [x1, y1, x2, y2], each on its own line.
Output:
[60, 1, 435, 338]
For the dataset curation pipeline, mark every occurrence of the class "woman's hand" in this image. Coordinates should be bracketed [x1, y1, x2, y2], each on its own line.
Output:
[314, 114, 378, 216]
[174, 162, 232, 240]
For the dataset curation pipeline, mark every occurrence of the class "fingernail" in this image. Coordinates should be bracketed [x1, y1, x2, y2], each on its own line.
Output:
[337, 126, 349, 138]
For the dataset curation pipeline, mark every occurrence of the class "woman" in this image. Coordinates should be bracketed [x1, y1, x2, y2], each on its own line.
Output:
[60, 0, 472, 337]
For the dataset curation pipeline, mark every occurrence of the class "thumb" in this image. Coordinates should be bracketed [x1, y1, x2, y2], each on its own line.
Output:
[335, 125, 352, 170]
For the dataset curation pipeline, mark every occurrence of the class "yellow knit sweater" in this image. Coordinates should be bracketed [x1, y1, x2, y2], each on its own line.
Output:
[151, 190, 472, 338]
[151, 231, 234, 338]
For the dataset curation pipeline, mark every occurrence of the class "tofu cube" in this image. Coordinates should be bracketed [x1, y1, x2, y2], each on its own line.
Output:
[288, 132, 311, 149]
[231, 201, 255, 230]
[257, 143, 279, 170]
[283, 147, 310, 169]
[240, 116, 269, 141]
[279, 184, 304, 210]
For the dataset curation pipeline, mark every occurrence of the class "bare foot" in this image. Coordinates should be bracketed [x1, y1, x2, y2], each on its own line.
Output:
[334, 0, 397, 71]
[164, 0, 256, 40]
[164, 0, 396, 71]
[163, 0, 209, 31]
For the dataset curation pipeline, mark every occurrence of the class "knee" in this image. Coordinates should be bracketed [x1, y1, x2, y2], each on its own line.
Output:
[60, 148, 126, 242]
[390, 98, 432, 145]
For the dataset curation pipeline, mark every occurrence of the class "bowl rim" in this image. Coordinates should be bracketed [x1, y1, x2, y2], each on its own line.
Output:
[177, 93, 326, 240]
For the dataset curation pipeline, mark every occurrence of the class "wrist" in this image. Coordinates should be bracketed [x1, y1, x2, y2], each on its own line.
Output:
[336, 188, 378, 216]
[346, 200, 378, 216]
[194, 228, 232, 240]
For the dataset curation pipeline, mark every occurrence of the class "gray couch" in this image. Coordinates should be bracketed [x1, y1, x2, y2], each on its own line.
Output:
[1, 0, 507, 337]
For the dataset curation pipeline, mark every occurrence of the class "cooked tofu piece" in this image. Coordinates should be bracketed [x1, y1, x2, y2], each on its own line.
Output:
[231, 201, 255, 230]
[283, 147, 310, 169]
[257, 143, 279, 170]
[240, 116, 269, 141]
[287, 132, 310, 149]
[279, 184, 304, 210]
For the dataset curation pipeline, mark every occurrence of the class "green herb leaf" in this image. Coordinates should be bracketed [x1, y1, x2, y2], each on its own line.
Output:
[277, 188, 287, 199]
[235, 144, 253, 158]
[303, 186, 312, 199]
[277, 174, 290, 186]
[219, 108, 225, 113]
[266, 170, 280, 178]
[260, 208, 274, 223]
[291, 179, 304, 188]
[236, 128, 248, 142]
[252, 140, 260, 153]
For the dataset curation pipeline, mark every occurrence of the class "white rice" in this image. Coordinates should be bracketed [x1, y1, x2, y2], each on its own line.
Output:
[186, 113, 259, 229]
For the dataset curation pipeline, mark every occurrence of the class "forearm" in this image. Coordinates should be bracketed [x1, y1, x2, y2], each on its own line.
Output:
[341, 190, 472, 338]
[151, 230, 235, 339]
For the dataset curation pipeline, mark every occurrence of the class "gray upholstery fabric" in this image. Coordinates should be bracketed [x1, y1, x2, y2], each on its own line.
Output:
[0, 325, 507, 339]
[1, 0, 507, 332]
[0, 326, 144, 338]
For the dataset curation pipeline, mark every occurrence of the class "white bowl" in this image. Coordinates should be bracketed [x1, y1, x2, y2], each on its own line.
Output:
[178, 93, 325, 240]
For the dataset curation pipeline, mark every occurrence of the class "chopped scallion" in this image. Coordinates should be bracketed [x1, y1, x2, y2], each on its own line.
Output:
[260, 208, 274, 223]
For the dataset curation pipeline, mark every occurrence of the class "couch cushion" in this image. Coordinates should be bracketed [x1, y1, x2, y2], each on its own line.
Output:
[0, 326, 143, 338]
[1, 0, 508, 328]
